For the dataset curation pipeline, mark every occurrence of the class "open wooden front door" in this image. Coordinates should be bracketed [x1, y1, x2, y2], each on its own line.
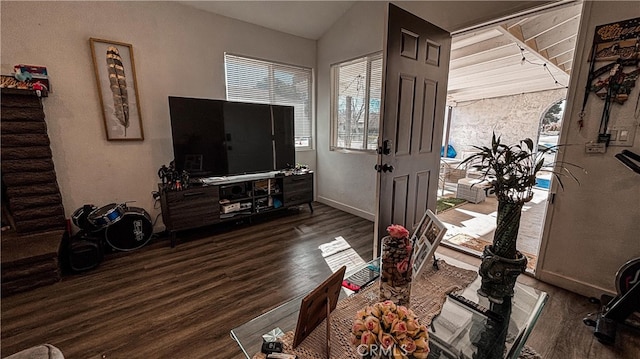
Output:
[375, 4, 452, 255]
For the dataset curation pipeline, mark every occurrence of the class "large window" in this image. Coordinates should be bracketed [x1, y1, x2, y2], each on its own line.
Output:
[225, 54, 313, 148]
[331, 53, 383, 151]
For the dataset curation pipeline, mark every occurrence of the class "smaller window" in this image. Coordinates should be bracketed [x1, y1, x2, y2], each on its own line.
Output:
[331, 53, 383, 151]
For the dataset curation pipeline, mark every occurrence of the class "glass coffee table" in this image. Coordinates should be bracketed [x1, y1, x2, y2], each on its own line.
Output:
[231, 257, 547, 359]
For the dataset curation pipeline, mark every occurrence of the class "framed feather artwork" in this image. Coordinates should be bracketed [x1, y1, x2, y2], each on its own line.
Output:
[90, 38, 144, 141]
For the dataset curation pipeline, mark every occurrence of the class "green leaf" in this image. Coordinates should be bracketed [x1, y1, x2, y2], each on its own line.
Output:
[523, 138, 534, 151]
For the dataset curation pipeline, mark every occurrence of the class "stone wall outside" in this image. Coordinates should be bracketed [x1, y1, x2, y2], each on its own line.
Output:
[448, 88, 567, 159]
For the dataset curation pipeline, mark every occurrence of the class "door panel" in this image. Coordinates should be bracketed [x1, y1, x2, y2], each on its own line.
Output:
[396, 74, 416, 156]
[375, 4, 451, 255]
[419, 80, 438, 153]
[392, 175, 409, 225]
[414, 170, 431, 219]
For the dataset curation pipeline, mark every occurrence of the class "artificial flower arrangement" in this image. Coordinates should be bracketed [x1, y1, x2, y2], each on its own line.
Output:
[350, 300, 430, 359]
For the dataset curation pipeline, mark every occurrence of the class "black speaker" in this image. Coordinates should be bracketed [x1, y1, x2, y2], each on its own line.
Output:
[68, 231, 104, 272]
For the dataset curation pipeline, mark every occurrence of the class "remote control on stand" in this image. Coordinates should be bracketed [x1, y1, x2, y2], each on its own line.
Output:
[447, 292, 504, 323]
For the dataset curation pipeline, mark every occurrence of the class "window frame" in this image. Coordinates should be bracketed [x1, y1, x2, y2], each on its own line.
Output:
[224, 52, 314, 150]
[330, 52, 383, 153]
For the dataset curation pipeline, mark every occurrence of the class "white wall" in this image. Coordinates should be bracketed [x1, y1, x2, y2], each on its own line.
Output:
[538, 1, 640, 297]
[449, 88, 567, 157]
[316, 2, 386, 220]
[1, 1, 316, 231]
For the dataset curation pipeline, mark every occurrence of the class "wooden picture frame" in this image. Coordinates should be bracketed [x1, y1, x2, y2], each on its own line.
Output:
[412, 209, 447, 278]
[292, 266, 346, 354]
[90, 38, 144, 141]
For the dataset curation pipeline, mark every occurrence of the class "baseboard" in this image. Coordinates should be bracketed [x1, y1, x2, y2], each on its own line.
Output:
[316, 196, 375, 221]
[537, 269, 616, 299]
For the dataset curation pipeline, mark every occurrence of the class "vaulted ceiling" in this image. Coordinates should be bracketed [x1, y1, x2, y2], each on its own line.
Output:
[181, 1, 582, 105]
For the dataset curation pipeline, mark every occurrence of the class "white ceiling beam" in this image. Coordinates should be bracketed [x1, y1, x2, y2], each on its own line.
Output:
[534, 16, 581, 51]
[448, 82, 568, 104]
[449, 60, 568, 86]
[498, 24, 569, 74]
[564, 61, 572, 73]
[506, 16, 533, 29]
[556, 52, 574, 66]
[451, 28, 503, 50]
[545, 37, 577, 59]
[448, 65, 568, 90]
[519, 3, 582, 41]
[450, 47, 520, 70]
[450, 34, 515, 60]
[450, 47, 558, 77]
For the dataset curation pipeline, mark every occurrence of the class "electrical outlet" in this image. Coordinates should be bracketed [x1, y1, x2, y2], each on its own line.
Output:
[585, 142, 606, 154]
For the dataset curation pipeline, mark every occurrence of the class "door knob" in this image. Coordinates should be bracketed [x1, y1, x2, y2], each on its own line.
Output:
[374, 164, 394, 173]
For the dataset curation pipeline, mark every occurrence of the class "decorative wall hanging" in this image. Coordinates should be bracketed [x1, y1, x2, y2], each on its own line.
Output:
[580, 17, 640, 140]
[90, 38, 144, 141]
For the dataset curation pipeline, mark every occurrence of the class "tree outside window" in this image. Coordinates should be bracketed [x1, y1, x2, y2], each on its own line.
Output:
[332, 53, 382, 151]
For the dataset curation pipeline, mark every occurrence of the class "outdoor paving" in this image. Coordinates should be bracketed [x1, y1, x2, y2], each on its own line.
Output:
[436, 186, 549, 272]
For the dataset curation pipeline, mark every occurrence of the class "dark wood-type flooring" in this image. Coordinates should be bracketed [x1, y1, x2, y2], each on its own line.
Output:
[2, 203, 639, 358]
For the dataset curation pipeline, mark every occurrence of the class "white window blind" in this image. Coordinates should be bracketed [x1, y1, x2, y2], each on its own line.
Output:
[225, 54, 313, 148]
[331, 53, 382, 151]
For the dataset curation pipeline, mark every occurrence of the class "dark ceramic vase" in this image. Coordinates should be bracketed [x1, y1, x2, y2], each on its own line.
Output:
[477, 245, 528, 304]
[478, 201, 528, 304]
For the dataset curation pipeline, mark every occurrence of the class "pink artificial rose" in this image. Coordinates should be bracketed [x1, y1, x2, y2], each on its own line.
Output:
[405, 318, 421, 336]
[381, 300, 397, 312]
[400, 337, 417, 354]
[361, 330, 377, 345]
[387, 224, 409, 239]
[352, 319, 366, 335]
[364, 316, 381, 334]
[395, 305, 408, 320]
[378, 332, 395, 350]
[391, 319, 408, 336]
[367, 304, 383, 318]
[382, 311, 398, 328]
[396, 258, 409, 273]
[414, 336, 429, 350]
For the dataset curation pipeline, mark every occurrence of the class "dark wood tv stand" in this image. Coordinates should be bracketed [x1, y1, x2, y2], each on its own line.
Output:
[159, 171, 313, 247]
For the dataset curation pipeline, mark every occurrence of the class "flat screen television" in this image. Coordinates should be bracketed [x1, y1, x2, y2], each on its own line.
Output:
[168, 97, 295, 177]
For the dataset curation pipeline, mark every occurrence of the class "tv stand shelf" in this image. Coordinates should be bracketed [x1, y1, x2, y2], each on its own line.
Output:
[159, 172, 313, 247]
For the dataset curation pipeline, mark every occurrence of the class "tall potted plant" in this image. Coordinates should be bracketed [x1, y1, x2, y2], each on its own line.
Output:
[461, 133, 582, 303]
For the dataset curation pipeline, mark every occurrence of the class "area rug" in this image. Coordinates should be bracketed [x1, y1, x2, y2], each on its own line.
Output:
[253, 260, 477, 359]
[445, 233, 538, 271]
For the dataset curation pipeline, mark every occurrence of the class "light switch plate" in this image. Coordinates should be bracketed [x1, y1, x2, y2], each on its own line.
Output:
[609, 125, 636, 146]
